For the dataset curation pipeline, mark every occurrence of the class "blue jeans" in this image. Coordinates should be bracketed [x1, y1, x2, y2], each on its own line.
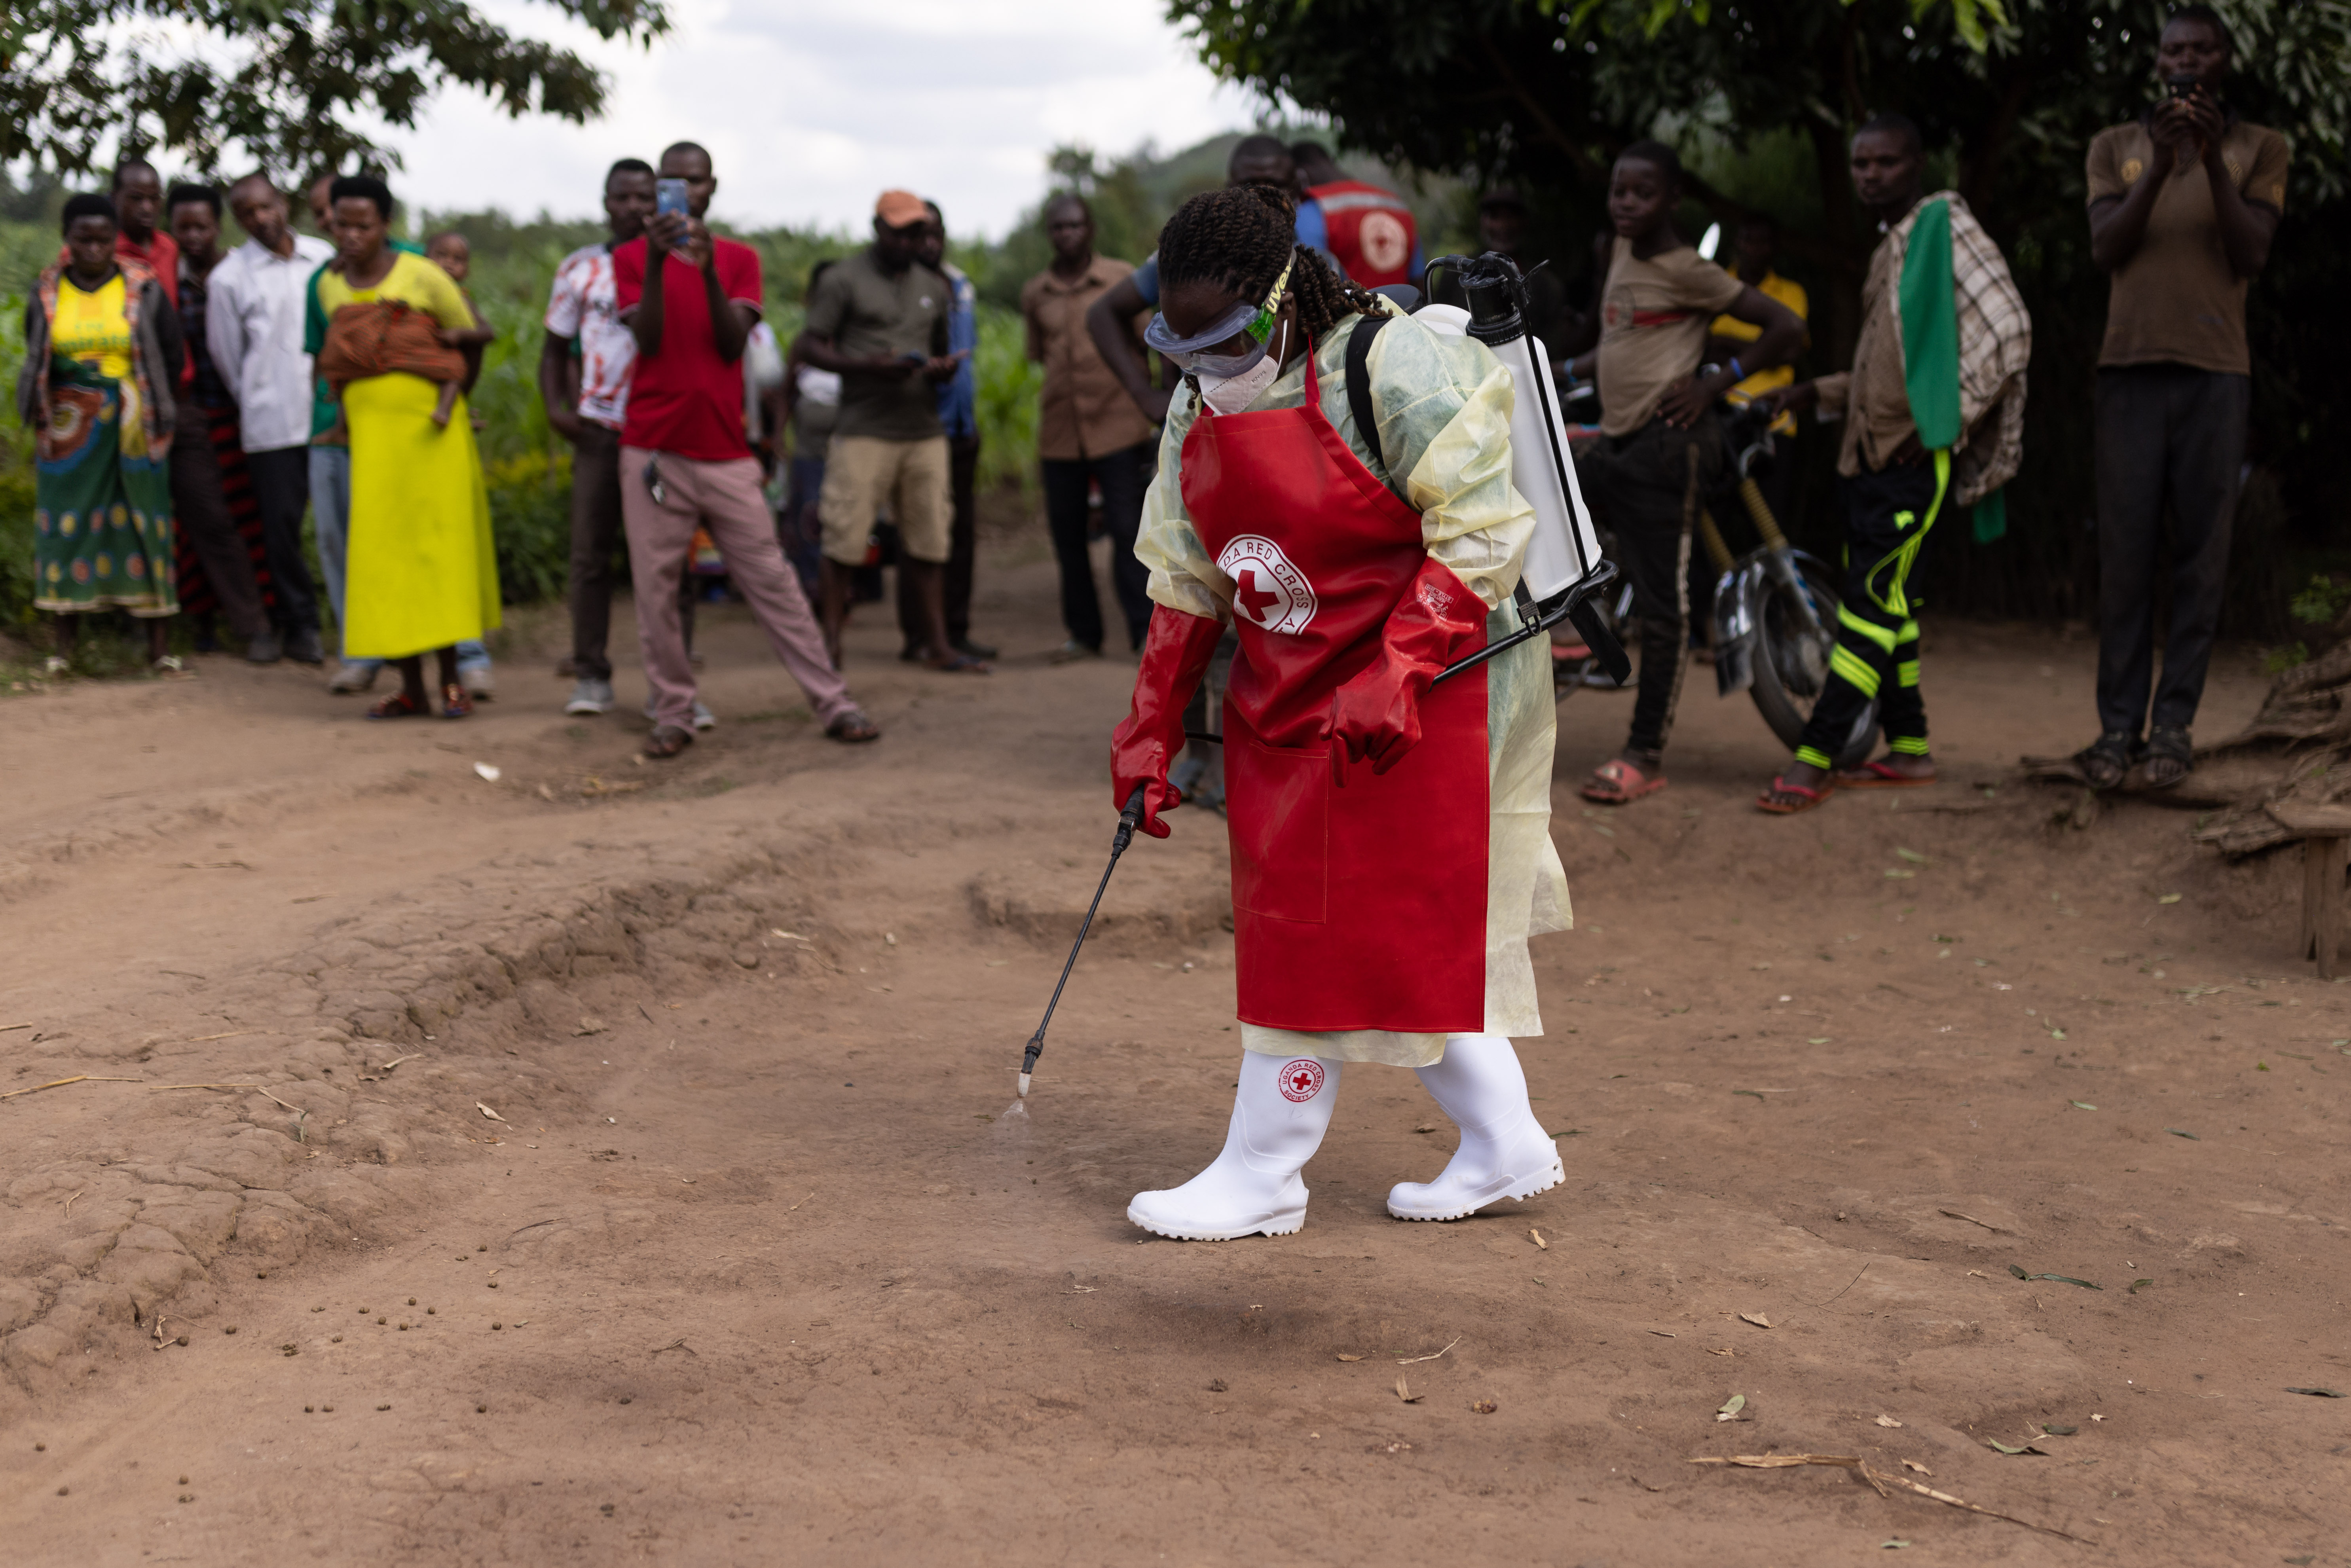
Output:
[309, 443, 490, 672]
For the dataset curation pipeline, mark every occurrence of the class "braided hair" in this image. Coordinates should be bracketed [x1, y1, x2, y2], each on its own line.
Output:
[1156, 184, 1388, 343]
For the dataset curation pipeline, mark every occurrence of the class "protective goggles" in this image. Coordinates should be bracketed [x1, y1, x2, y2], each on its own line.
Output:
[1142, 259, 1293, 375]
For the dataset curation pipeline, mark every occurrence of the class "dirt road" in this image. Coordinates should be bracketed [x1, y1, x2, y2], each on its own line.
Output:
[3, 553, 2345, 1565]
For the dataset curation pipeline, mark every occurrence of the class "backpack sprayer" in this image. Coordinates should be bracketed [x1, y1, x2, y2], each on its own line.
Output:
[1015, 256, 1628, 1102]
[1419, 251, 1630, 689]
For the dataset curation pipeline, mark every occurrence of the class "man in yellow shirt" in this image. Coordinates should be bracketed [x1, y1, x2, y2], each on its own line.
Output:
[1707, 212, 1808, 531]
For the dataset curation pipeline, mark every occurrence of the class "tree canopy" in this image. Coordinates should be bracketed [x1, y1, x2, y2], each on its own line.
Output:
[1168, 0, 2351, 622]
[0, 0, 670, 179]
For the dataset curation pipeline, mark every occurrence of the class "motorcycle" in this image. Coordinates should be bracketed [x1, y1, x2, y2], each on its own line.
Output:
[1552, 391, 1876, 768]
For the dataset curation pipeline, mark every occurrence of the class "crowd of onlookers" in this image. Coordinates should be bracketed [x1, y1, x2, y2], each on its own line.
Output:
[12, 6, 2286, 788]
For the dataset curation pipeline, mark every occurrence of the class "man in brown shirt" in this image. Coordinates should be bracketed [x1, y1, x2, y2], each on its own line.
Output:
[1020, 194, 1158, 657]
[2075, 4, 2286, 789]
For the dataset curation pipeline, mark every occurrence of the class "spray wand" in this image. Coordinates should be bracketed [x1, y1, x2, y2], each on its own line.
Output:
[1017, 783, 1150, 1099]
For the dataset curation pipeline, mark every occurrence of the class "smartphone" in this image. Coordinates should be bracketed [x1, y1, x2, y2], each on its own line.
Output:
[655, 178, 690, 218]
[2167, 74, 2199, 99]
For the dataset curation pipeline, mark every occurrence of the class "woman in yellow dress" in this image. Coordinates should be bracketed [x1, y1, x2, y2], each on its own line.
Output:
[14, 193, 184, 671]
[316, 176, 498, 718]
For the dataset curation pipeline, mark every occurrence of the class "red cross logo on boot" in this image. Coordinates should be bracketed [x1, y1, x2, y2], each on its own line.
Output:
[1278, 1059, 1326, 1102]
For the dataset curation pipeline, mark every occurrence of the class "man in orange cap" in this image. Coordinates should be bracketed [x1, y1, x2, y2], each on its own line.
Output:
[795, 190, 975, 671]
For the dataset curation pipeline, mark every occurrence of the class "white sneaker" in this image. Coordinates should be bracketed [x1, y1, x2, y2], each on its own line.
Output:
[643, 697, 716, 729]
[565, 677, 615, 716]
[1129, 1052, 1342, 1241]
[1386, 1034, 1564, 1221]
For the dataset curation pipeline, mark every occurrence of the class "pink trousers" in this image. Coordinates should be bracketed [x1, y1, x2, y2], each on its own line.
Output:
[619, 447, 855, 731]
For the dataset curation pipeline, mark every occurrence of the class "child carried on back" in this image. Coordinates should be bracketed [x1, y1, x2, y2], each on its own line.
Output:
[315, 299, 470, 435]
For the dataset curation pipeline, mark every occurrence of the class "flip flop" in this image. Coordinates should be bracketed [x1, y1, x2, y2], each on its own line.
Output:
[825, 710, 881, 744]
[643, 723, 694, 759]
[1834, 758, 1937, 790]
[926, 652, 991, 675]
[1756, 775, 1834, 814]
[365, 691, 426, 720]
[1580, 758, 1666, 805]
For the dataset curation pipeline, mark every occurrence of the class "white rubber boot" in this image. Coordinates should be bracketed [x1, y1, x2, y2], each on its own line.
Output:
[1128, 1052, 1342, 1241]
[1386, 1033, 1563, 1221]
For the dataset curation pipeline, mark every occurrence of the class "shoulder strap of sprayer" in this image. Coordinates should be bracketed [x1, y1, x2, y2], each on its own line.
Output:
[1344, 312, 1395, 491]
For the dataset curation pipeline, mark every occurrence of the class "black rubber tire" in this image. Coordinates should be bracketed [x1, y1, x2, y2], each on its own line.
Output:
[1748, 554, 1876, 768]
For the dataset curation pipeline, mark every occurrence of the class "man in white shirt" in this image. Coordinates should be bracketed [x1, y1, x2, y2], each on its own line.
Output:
[542, 157, 667, 718]
[207, 174, 336, 666]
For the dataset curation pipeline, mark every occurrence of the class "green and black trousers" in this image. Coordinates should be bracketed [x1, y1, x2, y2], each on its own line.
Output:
[1792, 450, 1949, 770]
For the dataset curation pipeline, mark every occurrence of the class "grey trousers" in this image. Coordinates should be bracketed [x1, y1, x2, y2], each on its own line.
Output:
[2093, 365, 2248, 738]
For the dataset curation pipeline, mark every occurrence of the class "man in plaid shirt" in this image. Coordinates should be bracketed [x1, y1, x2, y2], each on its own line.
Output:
[1754, 113, 2030, 814]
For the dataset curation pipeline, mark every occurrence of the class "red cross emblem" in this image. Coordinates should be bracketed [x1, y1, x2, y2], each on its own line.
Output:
[1214, 535, 1318, 635]
[1278, 1058, 1325, 1103]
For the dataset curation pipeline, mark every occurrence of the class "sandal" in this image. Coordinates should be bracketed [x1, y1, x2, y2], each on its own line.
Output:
[1757, 774, 1835, 815]
[2073, 730, 2135, 790]
[440, 683, 473, 719]
[643, 723, 694, 758]
[366, 691, 426, 720]
[1580, 758, 1666, 805]
[2141, 724, 2194, 789]
[1834, 758, 1937, 790]
[825, 709, 881, 744]
[926, 652, 991, 675]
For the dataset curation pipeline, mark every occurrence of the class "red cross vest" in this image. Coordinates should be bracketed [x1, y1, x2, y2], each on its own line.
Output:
[1307, 181, 1419, 288]
[1178, 334, 1488, 1034]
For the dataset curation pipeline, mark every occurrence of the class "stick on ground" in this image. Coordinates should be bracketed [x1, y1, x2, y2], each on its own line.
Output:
[1, 1074, 144, 1102]
[1689, 1453, 2093, 1543]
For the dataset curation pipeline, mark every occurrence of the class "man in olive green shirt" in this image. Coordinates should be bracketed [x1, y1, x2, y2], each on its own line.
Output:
[2076, 4, 2286, 790]
[796, 191, 973, 672]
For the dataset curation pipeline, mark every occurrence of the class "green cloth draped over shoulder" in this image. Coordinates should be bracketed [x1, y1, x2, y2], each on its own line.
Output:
[1897, 197, 2013, 544]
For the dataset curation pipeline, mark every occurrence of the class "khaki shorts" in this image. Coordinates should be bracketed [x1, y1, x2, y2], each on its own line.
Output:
[819, 434, 951, 565]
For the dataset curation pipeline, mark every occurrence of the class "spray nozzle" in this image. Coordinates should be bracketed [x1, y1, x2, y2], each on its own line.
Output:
[1422, 251, 1535, 348]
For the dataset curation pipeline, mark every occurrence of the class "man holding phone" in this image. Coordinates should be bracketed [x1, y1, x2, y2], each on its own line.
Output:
[2074, 4, 2286, 792]
[613, 140, 879, 757]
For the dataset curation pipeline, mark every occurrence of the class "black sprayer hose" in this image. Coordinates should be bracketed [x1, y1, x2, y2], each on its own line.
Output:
[1019, 782, 1149, 1092]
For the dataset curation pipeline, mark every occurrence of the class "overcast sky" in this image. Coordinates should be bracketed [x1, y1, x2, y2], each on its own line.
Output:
[389, 0, 1267, 236]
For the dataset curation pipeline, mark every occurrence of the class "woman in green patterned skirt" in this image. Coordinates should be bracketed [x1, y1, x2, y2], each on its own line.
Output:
[13, 192, 185, 671]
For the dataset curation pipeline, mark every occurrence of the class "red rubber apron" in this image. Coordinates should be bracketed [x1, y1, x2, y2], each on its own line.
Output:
[1179, 338, 1489, 1034]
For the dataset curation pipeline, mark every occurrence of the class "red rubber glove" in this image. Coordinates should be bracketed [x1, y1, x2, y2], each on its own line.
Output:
[1326, 555, 1488, 785]
[1110, 607, 1226, 837]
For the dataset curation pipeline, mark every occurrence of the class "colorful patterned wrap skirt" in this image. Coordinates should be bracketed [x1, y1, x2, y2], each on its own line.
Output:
[33, 356, 178, 616]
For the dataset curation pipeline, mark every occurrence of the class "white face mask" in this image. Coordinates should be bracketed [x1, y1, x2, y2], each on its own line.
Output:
[1195, 320, 1289, 417]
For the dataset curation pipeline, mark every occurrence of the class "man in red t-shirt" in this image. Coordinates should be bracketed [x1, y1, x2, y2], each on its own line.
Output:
[613, 140, 878, 756]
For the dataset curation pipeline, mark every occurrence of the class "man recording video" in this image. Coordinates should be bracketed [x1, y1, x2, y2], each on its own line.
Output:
[2074, 3, 2287, 792]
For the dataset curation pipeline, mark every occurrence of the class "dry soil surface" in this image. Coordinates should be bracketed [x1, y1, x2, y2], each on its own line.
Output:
[2, 554, 2346, 1566]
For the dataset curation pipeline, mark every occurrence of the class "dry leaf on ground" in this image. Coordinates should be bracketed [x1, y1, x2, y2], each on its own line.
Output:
[1739, 1312, 1774, 1329]
[1394, 1377, 1422, 1403]
[1875, 1414, 1903, 1428]
[1529, 1227, 1548, 1250]
[476, 1102, 506, 1122]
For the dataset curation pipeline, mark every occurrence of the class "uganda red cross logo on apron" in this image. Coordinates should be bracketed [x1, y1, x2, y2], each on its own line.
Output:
[1216, 534, 1318, 635]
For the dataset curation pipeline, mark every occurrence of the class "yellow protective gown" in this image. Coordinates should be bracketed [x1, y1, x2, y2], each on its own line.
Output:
[1136, 310, 1572, 1069]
